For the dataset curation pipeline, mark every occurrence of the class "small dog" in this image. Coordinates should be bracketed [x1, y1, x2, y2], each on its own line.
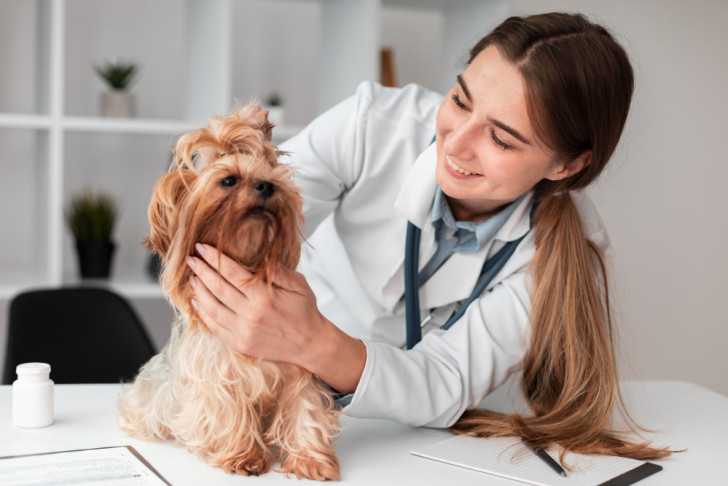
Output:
[117, 105, 341, 481]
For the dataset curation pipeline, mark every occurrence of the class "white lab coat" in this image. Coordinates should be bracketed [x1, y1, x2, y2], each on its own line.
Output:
[280, 82, 611, 428]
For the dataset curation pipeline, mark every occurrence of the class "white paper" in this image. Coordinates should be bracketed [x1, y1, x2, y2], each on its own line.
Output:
[411, 435, 648, 486]
[0, 446, 169, 486]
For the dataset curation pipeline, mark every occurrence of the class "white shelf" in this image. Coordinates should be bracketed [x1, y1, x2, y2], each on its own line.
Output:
[61, 278, 165, 299]
[0, 112, 304, 139]
[0, 274, 49, 300]
[0, 114, 52, 130]
[62, 116, 201, 135]
[0, 280, 164, 300]
[62, 116, 302, 143]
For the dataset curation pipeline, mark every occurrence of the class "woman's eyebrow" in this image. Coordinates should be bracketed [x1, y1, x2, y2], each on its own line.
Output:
[487, 117, 532, 145]
[456, 74, 472, 101]
[458, 73, 532, 146]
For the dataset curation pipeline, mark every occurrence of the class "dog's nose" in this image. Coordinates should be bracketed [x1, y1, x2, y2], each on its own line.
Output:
[253, 180, 275, 199]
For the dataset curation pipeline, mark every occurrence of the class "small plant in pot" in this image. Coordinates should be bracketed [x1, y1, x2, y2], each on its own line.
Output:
[95, 60, 139, 117]
[65, 190, 118, 279]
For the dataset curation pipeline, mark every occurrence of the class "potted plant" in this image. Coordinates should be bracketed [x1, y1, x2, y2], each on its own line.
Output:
[263, 91, 285, 126]
[95, 60, 139, 117]
[65, 190, 118, 279]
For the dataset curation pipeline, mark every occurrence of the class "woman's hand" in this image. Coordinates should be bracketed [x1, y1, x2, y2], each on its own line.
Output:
[186, 243, 366, 393]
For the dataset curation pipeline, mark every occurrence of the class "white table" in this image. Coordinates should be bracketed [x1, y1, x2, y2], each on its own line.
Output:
[0, 381, 725, 485]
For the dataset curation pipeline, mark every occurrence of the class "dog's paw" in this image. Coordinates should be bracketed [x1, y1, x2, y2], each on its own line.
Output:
[278, 454, 341, 481]
[224, 455, 271, 476]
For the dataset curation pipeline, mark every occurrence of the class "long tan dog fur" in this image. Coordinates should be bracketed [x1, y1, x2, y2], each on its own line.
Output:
[117, 105, 341, 480]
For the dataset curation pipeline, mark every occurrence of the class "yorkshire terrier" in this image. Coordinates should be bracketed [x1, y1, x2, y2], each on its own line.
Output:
[117, 105, 341, 481]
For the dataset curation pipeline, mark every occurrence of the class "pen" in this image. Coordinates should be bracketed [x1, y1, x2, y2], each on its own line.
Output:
[522, 437, 567, 478]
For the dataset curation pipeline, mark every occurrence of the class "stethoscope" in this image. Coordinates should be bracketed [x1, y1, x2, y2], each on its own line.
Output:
[404, 206, 536, 350]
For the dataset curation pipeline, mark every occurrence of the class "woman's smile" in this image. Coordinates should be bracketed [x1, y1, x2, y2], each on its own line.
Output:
[445, 155, 483, 177]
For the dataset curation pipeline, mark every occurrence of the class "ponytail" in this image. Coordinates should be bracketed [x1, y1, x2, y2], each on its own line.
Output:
[450, 193, 671, 462]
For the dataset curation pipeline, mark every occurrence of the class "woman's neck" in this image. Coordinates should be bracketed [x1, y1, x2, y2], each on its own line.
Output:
[446, 196, 511, 222]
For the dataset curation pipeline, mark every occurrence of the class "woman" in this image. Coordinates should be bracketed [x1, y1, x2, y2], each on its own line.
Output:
[187, 13, 670, 458]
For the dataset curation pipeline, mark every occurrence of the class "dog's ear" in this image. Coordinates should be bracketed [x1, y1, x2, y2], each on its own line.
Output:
[145, 169, 197, 258]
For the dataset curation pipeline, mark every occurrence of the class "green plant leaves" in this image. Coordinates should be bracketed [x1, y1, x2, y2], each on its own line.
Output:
[65, 190, 118, 243]
[94, 61, 138, 91]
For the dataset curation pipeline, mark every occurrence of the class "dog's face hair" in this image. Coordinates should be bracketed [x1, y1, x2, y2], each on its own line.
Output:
[146, 106, 303, 324]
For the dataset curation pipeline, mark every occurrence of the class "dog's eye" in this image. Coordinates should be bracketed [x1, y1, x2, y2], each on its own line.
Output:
[220, 176, 238, 188]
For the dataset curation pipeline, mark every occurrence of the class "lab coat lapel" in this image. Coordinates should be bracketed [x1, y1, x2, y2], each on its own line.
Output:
[494, 192, 534, 247]
[381, 143, 438, 311]
[393, 143, 438, 229]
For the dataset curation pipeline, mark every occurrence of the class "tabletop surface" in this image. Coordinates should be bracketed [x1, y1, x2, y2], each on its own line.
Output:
[1, 380, 726, 485]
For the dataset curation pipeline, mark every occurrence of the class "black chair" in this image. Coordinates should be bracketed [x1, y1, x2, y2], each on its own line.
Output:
[2, 287, 156, 384]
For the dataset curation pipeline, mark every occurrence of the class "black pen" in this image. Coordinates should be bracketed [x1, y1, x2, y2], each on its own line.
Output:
[522, 437, 567, 477]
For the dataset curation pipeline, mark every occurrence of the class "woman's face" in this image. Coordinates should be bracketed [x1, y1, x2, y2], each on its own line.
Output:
[435, 45, 571, 221]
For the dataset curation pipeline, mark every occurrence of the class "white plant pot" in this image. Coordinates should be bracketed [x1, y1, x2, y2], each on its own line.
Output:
[100, 91, 136, 118]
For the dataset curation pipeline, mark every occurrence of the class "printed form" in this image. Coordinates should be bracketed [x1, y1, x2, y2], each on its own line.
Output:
[0, 446, 170, 486]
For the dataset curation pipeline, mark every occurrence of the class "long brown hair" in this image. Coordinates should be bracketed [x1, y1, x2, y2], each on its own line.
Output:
[450, 13, 671, 462]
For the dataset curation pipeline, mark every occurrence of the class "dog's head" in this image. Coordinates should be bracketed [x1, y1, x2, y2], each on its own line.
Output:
[147, 105, 303, 322]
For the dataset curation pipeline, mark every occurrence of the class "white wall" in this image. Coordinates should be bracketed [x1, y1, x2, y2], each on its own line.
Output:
[231, 0, 323, 125]
[438, 0, 511, 93]
[380, 5, 444, 92]
[506, 0, 728, 394]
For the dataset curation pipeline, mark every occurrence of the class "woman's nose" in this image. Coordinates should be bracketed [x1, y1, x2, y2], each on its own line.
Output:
[443, 120, 476, 159]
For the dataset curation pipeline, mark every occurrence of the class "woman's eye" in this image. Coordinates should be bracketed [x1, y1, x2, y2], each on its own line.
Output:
[490, 129, 512, 150]
[451, 93, 467, 110]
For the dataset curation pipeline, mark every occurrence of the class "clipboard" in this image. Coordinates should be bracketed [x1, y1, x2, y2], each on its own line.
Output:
[411, 435, 662, 486]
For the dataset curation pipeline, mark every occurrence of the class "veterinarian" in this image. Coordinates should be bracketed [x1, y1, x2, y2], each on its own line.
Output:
[188, 12, 668, 458]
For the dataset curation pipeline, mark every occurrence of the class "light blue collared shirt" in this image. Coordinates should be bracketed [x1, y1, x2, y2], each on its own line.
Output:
[418, 189, 525, 285]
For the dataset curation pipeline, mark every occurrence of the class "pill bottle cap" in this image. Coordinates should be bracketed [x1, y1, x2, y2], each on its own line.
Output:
[16, 362, 51, 382]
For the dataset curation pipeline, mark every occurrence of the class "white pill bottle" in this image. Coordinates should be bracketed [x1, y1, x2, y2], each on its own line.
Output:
[13, 362, 54, 428]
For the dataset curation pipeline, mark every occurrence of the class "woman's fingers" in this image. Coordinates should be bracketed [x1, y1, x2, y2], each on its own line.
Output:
[187, 254, 239, 311]
[194, 243, 254, 292]
[186, 244, 268, 350]
[189, 273, 236, 325]
[190, 278, 235, 339]
[187, 244, 259, 318]
[187, 257, 253, 354]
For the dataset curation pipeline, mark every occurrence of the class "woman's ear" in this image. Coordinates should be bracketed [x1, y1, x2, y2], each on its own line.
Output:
[546, 150, 592, 181]
[144, 170, 197, 259]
